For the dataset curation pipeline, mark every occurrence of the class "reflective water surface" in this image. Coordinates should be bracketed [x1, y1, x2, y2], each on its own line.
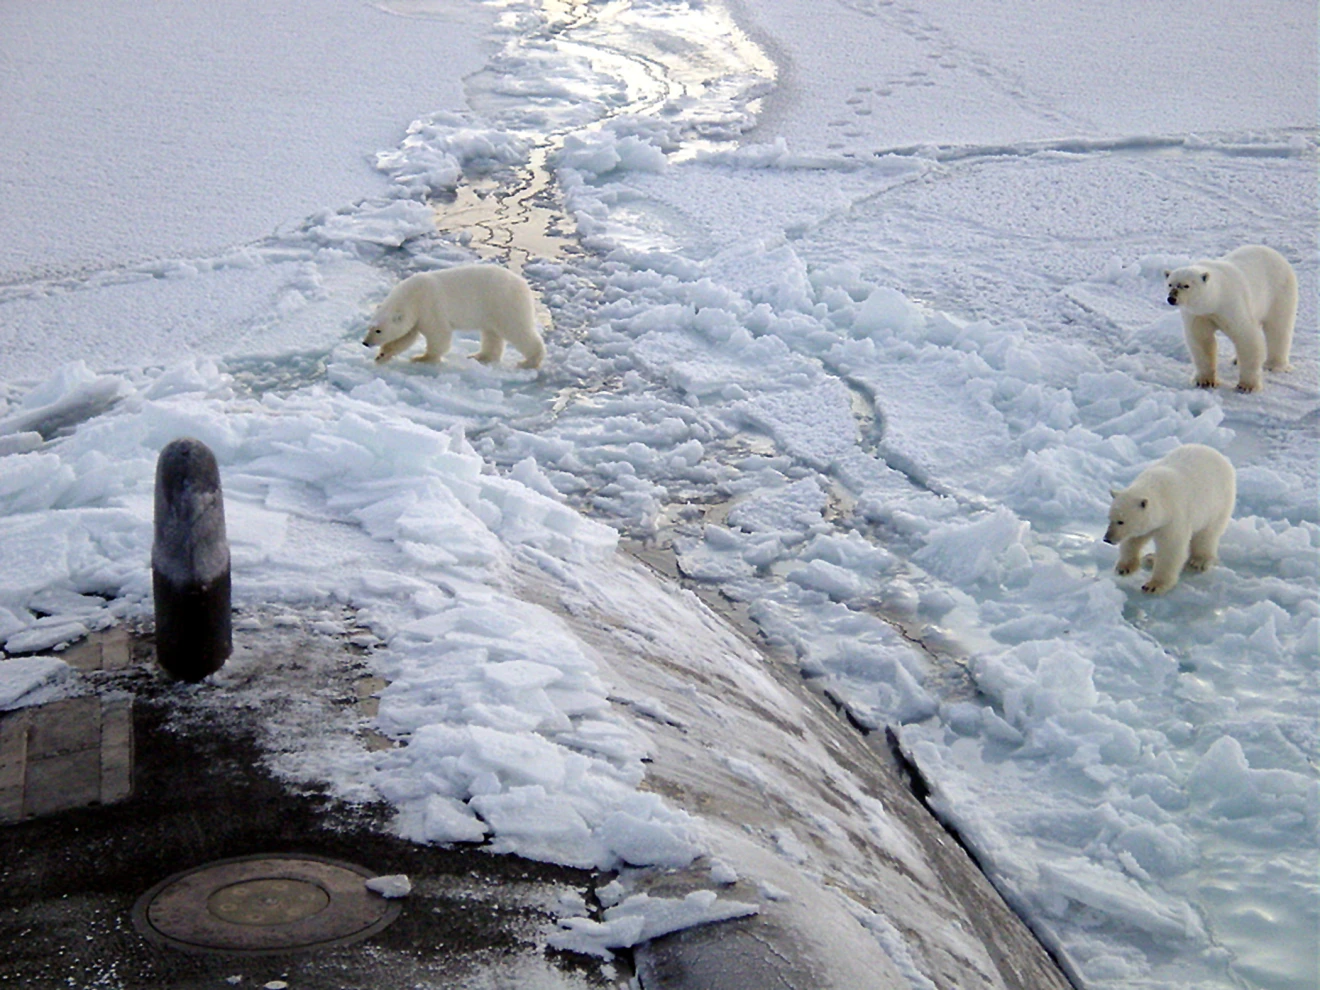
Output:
[378, 0, 776, 270]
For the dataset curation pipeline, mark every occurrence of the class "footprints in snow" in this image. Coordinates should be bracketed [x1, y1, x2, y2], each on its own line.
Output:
[826, 0, 1088, 149]
[827, 86, 883, 149]
[825, 72, 932, 150]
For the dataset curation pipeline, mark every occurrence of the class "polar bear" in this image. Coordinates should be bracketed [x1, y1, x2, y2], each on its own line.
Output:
[1164, 245, 1296, 392]
[1103, 444, 1235, 594]
[363, 264, 546, 370]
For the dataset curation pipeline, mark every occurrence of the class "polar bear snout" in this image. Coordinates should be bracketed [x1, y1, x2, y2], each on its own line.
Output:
[1167, 293, 1178, 306]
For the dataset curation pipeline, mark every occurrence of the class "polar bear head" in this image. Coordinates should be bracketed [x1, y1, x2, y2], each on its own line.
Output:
[1164, 266, 1213, 312]
[1104, 486, 1162, 544]
[362, 278, 422, 348]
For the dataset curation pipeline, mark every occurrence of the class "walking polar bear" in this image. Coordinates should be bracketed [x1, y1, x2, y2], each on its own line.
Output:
[1103, 444, 1236, 594]
[1164, 244, 1296, 393]
[363, 264, 546, 370]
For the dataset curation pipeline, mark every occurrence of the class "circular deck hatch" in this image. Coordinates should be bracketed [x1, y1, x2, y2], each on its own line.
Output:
[133, 854, 401, 955]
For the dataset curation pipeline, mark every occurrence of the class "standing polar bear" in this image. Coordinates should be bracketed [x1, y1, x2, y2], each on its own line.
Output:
[363, 264, 546, 370]
[1164, 244, 1296, 392]
[1103, 444, 1236, 594]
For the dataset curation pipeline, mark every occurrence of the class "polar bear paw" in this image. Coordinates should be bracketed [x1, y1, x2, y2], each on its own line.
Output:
[1141, 577, 1173, 594]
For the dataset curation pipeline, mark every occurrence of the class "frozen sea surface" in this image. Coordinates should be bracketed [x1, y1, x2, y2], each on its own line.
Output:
[1, 1, 1315, 987]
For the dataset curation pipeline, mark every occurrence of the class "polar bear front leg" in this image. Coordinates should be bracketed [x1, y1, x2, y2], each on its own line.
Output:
[1143, 529, 1189, 594]
[473, 329, 506, 365]
[412, 325, 452, 364]
[516, 335, 546, 370]
[376, 328, 420, 364]
[1116, 534, 1148, 576]
[1182, 316, 1219, 389]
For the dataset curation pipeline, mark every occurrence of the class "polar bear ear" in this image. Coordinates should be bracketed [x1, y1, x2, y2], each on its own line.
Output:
[1162, 270, 1170, 279]
[1109, 488, 1119, 499]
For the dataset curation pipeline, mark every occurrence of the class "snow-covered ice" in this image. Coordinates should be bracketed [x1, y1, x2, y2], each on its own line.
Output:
[1, 0, 1315, 987]
[0, 655, 78, 710]
[365, 873, 413, 899]
[549, 890, 760, 959]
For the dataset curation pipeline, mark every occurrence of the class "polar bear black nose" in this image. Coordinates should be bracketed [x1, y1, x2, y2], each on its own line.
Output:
[1167, 294, 1178, 305]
